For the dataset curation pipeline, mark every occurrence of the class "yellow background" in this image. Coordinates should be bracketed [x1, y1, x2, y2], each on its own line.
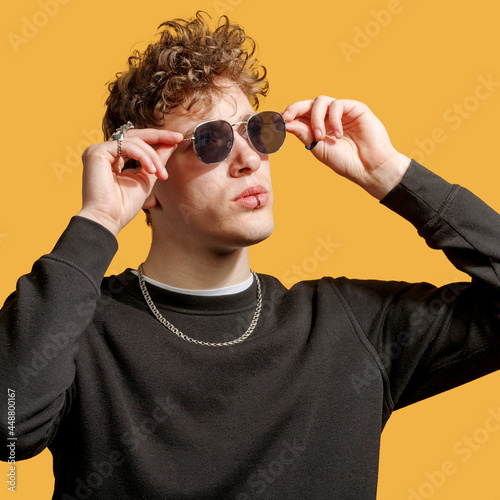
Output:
[1, 0, 500, 498]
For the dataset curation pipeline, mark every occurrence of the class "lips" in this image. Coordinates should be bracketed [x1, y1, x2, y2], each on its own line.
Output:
[233, 185, 268, 209]
[234, 185, 267, 200]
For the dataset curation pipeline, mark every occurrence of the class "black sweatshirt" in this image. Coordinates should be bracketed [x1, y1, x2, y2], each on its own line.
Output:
[1, 160, 500, 499]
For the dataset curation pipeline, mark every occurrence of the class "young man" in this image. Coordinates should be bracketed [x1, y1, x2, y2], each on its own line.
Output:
[1, 12, 500, 500]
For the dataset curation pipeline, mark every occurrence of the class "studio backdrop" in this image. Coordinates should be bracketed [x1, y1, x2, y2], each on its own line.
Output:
[1, 0, 500, 498]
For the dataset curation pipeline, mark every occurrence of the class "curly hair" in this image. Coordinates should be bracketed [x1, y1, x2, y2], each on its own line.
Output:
[102, 11, 269, 140]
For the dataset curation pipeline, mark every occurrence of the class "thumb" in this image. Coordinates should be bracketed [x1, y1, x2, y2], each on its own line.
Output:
[142, 191, 157, 210]
[156, 143, 178, 171]
[285, 120, 317, 149]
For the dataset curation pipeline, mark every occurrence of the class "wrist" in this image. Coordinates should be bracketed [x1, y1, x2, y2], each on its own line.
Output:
[364, 152, 411, 200]
[77, 208, 121, 237]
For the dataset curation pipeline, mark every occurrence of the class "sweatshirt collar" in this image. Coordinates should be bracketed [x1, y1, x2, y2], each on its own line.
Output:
[119, 269, 260, 314]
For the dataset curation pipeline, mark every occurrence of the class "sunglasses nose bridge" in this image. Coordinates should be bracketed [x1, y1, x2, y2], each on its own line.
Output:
[224, 119, 261, 160]
[233, 129, 262, 156]
[191, 113, 285, 164]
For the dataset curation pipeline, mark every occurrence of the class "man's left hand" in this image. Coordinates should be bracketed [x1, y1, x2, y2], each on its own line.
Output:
[283, 97, 411, 200]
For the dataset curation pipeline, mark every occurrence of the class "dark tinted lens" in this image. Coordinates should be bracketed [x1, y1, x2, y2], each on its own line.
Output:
[193, 120, 234, 164]
[247, 112, 286, 154]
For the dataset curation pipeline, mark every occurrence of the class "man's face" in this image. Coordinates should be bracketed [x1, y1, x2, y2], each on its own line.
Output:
[148, 85, 275, 253]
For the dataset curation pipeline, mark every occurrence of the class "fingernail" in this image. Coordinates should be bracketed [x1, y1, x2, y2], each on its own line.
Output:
[315, 129, 323, 140]
[335, 131, 342, 139]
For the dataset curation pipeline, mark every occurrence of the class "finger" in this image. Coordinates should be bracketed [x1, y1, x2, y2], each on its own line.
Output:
[125, 128, 184, 145]
[284, 118, 316, 148]
[126, 136, 177, 179]
[310, 96, 336, 141]
[329, 99, 370, 139]
[109, 140, 161, 177]
[282, 99, 314, 123]
[328, 100, 346, 139]
[122, 128, 183, 179]
[155, 142, 179, 169]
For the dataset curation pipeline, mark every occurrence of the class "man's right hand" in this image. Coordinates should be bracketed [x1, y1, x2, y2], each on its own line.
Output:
[77, 128, 183, 236]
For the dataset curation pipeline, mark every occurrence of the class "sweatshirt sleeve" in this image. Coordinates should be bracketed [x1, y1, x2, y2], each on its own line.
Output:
[333, 159, 500, 415]
[0, 216, 118, 460]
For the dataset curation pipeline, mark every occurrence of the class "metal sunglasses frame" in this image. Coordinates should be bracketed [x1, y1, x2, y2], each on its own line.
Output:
[183, 111, 286, 164]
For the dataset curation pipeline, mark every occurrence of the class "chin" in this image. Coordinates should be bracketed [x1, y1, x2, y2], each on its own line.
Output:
[248, 222, 275, 246]
[217, 218, 275, 250]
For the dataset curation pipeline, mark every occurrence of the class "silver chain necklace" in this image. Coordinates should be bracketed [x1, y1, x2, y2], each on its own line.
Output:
[137, 264, 262, 347]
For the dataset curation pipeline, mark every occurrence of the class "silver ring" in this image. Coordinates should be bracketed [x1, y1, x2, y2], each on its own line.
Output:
[255, 194, 261, 208]
[111, 121, 134, 141]
[110, 121, 134, 158]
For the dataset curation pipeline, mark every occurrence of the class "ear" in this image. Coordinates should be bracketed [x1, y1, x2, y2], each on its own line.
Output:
[142, 192, 157, 210]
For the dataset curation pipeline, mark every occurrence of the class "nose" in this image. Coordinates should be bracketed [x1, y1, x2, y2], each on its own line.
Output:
[228, 133, 263, 177]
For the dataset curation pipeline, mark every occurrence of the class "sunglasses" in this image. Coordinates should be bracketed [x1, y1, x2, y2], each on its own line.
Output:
[184, 111, 286, 164]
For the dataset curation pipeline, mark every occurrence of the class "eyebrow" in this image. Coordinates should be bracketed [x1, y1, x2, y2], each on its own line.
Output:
[183, 112, 254, 139]
[234, 113, 253, 124]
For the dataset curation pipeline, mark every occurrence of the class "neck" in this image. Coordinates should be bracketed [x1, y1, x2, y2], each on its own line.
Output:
[142, 234, 252, 290]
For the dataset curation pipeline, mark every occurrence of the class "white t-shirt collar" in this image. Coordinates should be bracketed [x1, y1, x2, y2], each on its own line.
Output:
[131, 270, 254, 297]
